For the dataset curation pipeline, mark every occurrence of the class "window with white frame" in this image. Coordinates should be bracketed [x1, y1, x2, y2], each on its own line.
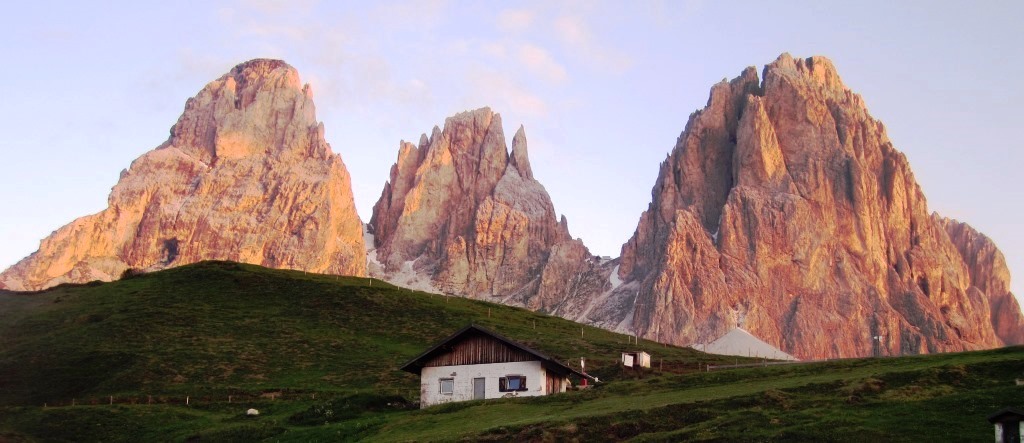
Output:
[439, 378, 454, 395]
[499, 375, 527, 392]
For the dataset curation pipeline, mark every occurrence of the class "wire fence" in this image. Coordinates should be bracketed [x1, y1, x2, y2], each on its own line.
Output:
[705, 360, 804, 371]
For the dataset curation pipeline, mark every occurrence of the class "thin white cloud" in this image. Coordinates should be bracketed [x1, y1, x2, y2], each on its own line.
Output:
[446, 39, 472, 57]
[553, 14, 633, 74]
[497, 9, 535, 33]
[237, 0, 319, 15]
[643, 0, 705, 28]
[369, 0, 450, 29]
[517, 44, 568, 83]
[175, 48, 232, 79]
[554, 15, 587, 47]
[212, 1, 434, 113]
[480, 41, 507, 59]
[216, 7, 236, 23]
[465, 67, 549, 118]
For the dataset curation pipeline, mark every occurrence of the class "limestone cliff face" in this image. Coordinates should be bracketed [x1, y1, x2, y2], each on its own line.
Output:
[938, 217, 1024, 345]
[369, 108, 605, 312]
[603, 54, 1022, 359]
[0, 59, 365, 290]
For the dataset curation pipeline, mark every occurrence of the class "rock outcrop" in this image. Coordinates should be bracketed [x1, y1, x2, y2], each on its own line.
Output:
[368, 108, 605, 313]
[3, 54, 1016, 361]
[595, 54, 1023, 359]
[0, 59, 366, 290]
[938, 217, 1024, 345]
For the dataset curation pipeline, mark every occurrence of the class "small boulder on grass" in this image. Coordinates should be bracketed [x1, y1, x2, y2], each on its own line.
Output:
[246, 408, 260, 416]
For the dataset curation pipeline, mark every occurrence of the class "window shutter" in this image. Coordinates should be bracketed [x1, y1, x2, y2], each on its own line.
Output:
[518, 376, 527, 391]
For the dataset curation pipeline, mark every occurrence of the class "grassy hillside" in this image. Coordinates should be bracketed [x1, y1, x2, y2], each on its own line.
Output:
[0, 261, 1020, 442]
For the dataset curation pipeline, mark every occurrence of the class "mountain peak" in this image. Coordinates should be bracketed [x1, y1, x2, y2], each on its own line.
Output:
[226, 58, 306, 104]
[610, 54, 1021, 359]
[370, 108, 603, 310]
[0, 59, 365, 291]
[167, 58, 321, 164]
[764, 53, 848, 96]
[231, 58, 293, 75]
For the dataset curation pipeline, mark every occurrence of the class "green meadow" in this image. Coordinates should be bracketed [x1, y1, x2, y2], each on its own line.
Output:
[0, 261, 1020, 441]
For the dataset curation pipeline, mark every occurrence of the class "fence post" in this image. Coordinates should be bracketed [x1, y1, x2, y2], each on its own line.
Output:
[229, 395, 232, 403]
[186, 396, 190, 406]
[109, 396, 113, 405]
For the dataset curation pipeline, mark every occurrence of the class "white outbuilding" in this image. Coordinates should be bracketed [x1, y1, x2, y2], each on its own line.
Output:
[988, 408, 1024, 443]
[400, 324, 592, 408]
[621, 351, 651, 368]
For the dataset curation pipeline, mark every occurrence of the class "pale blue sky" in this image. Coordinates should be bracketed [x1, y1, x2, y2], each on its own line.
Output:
[1, 1, 1022, 308]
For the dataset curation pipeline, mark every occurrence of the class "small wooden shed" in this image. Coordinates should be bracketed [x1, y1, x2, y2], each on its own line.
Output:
[621, 351, 651, 368]
[988, 408, 1024, 443]
[400, 325, 592, 408]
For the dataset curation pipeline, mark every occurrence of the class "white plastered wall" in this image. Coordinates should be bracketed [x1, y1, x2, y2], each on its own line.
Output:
[420, 360, 548, 408]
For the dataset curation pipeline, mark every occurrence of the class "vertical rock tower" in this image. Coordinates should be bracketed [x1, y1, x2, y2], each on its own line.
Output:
[604, 54, 1023, 359]
[0, 59, 366, 290]
[369, 108, 605, 313]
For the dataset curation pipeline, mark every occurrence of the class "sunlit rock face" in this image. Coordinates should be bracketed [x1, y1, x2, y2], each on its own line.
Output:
[368, 108, 606, 313]
[938, 216, 1024, 345]
[0, 59, 366, 290]
[601, 54, 1023, 360]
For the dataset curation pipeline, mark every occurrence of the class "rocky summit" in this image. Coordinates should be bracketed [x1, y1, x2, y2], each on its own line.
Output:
[368, 108, 606, 313]
[0, 59, 365, 290]
[1, 54, 1020, 362]
[583, 54, 1023, 359]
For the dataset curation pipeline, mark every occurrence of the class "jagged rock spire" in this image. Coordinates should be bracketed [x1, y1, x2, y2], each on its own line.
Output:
[510, 125, 533, 180]
[369, 107, 604, 312]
